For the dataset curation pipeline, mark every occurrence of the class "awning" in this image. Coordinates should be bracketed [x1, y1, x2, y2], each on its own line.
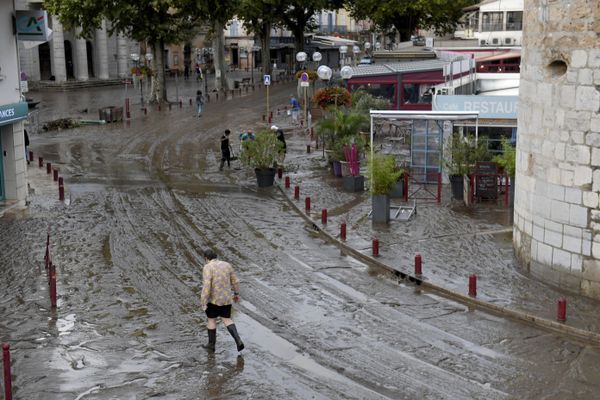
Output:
[476, 51, 521, 63]
[369, 110, 479, 120]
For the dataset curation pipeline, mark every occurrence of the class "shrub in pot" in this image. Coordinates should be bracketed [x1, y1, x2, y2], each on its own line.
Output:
[446, 133, 491, 200]
[492, 138, 516, 205]
[240, 129, 284, 187]
[368, 154, 403, 223]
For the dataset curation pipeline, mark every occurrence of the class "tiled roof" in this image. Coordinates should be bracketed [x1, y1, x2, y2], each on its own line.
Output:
[349, 59, 449, 77]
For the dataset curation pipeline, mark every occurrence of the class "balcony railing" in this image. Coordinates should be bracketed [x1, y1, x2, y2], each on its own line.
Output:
[477, 64, 520, 73]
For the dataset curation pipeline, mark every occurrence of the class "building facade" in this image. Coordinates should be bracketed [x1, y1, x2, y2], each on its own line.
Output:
[514, 0, 600, 297]
[17, 0, 138, 82]
[1, 0, 29, 206]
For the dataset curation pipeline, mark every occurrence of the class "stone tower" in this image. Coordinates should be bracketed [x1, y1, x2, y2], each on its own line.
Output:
[514, 0, 600, 297]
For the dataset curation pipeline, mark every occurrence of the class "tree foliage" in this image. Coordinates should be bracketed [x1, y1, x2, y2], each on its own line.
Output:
[347, 0, 476, 42]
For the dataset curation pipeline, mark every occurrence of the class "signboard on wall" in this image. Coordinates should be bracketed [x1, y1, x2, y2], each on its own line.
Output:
[433, 95, 519, 120]
[0, 102, 29, 127]
[16, 10, 49, 41]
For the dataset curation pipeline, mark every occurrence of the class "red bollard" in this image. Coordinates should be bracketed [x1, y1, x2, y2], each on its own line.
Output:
[294, 186, 299, 200]
[262, 114, 266, 121]
[340, 223, 346, 240]
[50, 263, 57, 308]
[321, 209, 327, 224]
[46, 162, 51, 174]
[277, 167, 283, 179]
[372, 239, 379, 257]
[143, 107, 147, 115]
[58, 177, 63, 186]
[125, 97, 130, 119]
[557, 297, 567, 322]
[268, 115, 272, 124]
[415, 254, 422, 275]
[305, 197, 311, 212]
[285, 176, 290, 188]
[59, 184, 65, 201]
[306, 144, 311, 153]
[158, 103, 161, 111]
[53, 168, 59, 182]
[38, 156, 43, 168]
[3, 343, 12, 400]
[269, 111, 273, 120]
[189, 98, 192, 106]
[469, 274, 477, 297]
[29, 150, 33, 161]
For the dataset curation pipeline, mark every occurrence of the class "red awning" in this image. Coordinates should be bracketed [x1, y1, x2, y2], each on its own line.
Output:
[476, 51, 521, 63]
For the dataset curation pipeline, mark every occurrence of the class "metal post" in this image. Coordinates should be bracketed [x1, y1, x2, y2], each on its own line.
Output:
[305, 197, 311, 212]
[415, 254, 422, 275]
[321, 209, 327, 224]
[469, 274, 477, 297]
[175, 71, 179, 106]
[372, 239, 379, 257]
[340, 223, 346, 240]
[557, 297, 567, 322]
[3, 343, 12, 400]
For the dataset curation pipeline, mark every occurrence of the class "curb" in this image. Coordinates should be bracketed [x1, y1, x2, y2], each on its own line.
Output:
[277, 183, 600, 345]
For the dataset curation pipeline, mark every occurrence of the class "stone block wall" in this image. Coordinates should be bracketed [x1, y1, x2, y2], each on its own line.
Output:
[514, 0, 600, 297]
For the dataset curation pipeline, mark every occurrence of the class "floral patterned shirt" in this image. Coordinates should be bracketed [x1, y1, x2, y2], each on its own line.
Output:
[200, 259, 240, 310]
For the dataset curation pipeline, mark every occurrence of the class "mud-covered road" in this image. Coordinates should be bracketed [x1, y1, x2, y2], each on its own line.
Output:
[2, 82, 600, 399]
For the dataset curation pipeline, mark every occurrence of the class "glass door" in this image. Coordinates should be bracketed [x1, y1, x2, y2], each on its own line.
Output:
[410, 120, 442, 182]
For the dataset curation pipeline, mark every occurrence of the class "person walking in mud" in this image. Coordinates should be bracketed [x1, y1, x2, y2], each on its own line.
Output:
[219, 129, 231, 170]
[200, 249, 245, 352]
[196, 90, 204, 117]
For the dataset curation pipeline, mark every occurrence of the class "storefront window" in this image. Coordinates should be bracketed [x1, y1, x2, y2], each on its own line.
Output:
[351, 83, 395, 104]
[402, 83, 434, 105]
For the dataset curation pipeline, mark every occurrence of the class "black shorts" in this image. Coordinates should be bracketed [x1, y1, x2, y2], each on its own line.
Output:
[205, 303, 232, 319]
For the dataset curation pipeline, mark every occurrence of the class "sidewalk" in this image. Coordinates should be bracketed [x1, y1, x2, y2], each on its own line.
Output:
[273, 113, 600, 343]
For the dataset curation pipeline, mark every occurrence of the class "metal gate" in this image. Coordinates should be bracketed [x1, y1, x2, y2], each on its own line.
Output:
[410, 119, 442, 182]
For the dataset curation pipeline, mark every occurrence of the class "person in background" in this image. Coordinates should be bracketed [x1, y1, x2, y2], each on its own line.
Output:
[290, 95, 300, 124]
[200, 249, 244, 353]
[220, 129, 231, 170]
[271, 125, 286, 167]
[196, 90, 204, 117]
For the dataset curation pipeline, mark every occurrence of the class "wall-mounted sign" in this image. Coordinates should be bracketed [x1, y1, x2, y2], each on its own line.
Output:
[433, 95, 518, 120]
[0, 102, 29, 127]
[16, 10, 49, 42]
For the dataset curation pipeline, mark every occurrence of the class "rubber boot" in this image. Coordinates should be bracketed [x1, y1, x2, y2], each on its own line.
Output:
[226, 324, 245, 352]
[202, 328, 216, 352]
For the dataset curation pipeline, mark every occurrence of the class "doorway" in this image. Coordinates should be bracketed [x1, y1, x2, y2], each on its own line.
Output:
[64, 40, 74, 79]
[38, 42, 52, 80]
[86, 41, 94, 78]
[231, 47, 239, 67]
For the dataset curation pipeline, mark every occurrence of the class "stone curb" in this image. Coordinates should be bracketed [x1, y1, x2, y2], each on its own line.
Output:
[277, 183, 600, 345]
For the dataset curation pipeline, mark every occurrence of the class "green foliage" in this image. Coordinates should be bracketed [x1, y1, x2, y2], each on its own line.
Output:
[295, 69, 319, 81]
[446, 132, 491, 176]
[316, 109, 368, 156]
[492, 138, 516, 177]
[352, 91, 392, 114]
[313, 87, 352, 110]
[240, 130, 284, 169]
[368, 154, 403, 195]
[348, 0, 476, 41]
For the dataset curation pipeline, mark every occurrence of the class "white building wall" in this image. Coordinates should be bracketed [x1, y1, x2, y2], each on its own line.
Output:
[514, 0, 600, 298]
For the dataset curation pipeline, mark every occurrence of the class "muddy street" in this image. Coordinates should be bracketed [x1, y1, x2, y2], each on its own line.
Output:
[2, 82, 600, 399]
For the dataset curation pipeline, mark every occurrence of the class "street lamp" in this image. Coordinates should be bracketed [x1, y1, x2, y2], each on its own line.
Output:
[316, 65, 333, 157]
[339, 45, 348, 67]
[352, 45, 360, 65]
[312, 51, 322, 71]
[296, 51, 307, 72]
[364, 42, 371, 58]
[130, 53, 144, 108]
[375, 41, 381, 51]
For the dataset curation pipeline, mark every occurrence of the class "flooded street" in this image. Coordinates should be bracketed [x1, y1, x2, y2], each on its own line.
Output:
[2, 82, 600, 399]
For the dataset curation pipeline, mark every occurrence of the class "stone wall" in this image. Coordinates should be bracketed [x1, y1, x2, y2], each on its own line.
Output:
[514, 0, 600, 297]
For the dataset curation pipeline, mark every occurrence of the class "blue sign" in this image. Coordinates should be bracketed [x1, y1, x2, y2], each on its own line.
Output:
[16, 10, 49, 42]
[300, 72, 309, 82]
[433, 95, 519, 119]
[263, 75, 271, 86]
[0, 102, 29, 127]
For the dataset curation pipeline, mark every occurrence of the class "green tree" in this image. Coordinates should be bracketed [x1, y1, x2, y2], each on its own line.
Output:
[347, 0, 476, 42]
[237, 0, 281, 77]
[45, 0, 202, 103]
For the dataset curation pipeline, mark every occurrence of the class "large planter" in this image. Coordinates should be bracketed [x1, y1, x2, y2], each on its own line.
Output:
[255, 168, 276, 187]
[372, 194, 390, 223]
[449, 175, 464, 200]
[343, 175, 365, 192]
[332, 160, 342, 177]
[389, 179, 405, 199]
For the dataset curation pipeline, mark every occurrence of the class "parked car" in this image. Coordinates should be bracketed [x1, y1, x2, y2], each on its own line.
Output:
[359, 57, 374, 65]
[411, 36, 426, 46]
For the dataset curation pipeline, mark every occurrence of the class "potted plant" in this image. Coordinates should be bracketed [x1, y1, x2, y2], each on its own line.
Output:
[343, 143, 365, 192]
[446, 133, 490, 200]
[313, 86, 352, 110]
[240, 129, 284, 187]
[368, 153, 403, 223]
[492, 138, 516, 205]
[388, 164, 407, 199]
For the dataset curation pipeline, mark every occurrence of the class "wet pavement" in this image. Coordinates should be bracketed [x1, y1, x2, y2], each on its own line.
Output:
[2, 80, 600, 399]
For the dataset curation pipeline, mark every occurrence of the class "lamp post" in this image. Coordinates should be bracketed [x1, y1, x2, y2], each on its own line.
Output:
[364, 42, 371, 59]
[145, 53, 153, 103]
[317, 65, 332, 157]
[296, 51, 307, 72]
[352, 45, 360, 66]
[130, 53, 143, 108]
[312, 51, 322, 71]
[339, 45, 348, 68]
[296, 51, 308, 122]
